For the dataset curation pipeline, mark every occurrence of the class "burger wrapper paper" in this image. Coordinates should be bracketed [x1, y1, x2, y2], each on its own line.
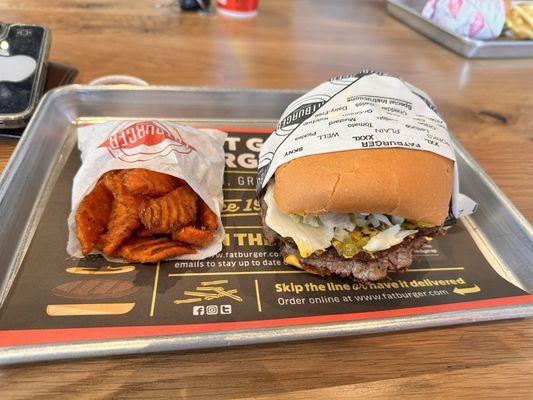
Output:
[257, 71, 477, 220]
[67, 120, 227, 261]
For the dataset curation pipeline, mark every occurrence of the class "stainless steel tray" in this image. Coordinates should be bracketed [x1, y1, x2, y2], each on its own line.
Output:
[387, 0, 533, 58]
[0, 85, 531, 366]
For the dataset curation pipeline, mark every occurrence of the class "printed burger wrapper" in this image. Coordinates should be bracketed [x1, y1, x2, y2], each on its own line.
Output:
[256, 71, 477, 221]
[67, 120, 227, 261]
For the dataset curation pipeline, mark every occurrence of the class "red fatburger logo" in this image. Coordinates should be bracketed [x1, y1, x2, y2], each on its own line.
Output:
[98, 121, 195, 162]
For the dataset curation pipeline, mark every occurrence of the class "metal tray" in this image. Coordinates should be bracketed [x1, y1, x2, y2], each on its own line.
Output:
[0, 85, 531, 365]
[387, 0, 533, 58]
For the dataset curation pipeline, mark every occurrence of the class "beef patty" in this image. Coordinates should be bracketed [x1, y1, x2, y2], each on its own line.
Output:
[260, 197, 445, 282]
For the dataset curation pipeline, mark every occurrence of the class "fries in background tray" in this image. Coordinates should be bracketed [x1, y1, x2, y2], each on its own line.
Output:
[505, 2, 533, 39]
[76, 168, 218, 263]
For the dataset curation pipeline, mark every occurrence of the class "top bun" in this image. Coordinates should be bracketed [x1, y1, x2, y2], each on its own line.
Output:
[273, 148, 453, 225]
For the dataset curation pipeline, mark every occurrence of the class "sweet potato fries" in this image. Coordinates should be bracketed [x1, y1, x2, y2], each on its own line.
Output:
[75, 168, 218, 263]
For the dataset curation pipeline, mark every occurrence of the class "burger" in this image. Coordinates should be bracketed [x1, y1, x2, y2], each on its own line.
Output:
[260, 147, 453, 282]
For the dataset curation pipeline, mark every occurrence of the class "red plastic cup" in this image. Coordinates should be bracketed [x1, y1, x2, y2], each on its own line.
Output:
[216, 0, 259, 18]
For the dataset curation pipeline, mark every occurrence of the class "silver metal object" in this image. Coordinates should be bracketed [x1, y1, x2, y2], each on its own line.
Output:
[387, 0, 533, 58]
[0, 85, 531, 365]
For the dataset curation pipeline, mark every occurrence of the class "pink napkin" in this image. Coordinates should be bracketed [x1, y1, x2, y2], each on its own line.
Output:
[422, 0, 506, 39]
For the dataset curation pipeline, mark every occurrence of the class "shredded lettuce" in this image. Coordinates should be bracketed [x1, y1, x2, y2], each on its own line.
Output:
[363, 224, 418, 252]
[391, 215, 405, 225]
[333, 227, 350, 241]
[264, 184, 333, 257]
[370, 213, 393, 227]
[289, 214, 303, 223]
[303, 215, 320, 227]
[354, 217, 370, 227]
[264, 183, 422, 258]
[320, 213, 355, 231]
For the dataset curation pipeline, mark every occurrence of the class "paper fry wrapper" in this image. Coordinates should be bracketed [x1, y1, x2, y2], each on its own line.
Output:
[257, 71, 477, 221]
[67, 120, 227, 261]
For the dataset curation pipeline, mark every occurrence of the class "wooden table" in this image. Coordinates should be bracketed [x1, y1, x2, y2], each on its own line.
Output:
[1, 1, 532, 398]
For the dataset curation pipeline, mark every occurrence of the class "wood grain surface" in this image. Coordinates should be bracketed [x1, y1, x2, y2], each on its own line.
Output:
[0, 0, 532, 399]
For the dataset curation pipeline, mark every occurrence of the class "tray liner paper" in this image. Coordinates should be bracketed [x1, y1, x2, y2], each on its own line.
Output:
[0, 128, 531, 349]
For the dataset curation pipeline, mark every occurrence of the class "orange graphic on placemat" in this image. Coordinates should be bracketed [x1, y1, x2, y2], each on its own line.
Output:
[66, 265, 136, 275]
[46, 303, 135, 316]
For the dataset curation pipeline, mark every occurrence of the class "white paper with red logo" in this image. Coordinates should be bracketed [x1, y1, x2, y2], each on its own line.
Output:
[67, 120, 227, 261]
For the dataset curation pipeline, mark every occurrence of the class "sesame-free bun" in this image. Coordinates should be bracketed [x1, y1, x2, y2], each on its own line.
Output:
[273, 148, 454, 225]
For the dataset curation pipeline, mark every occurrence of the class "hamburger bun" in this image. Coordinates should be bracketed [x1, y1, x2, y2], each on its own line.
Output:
[273, 148, 453, 225]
